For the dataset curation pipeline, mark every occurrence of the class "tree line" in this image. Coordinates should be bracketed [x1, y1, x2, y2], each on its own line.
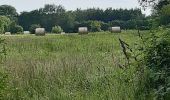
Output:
[0, 0, 170, 33]
[0, 4, 151, 33]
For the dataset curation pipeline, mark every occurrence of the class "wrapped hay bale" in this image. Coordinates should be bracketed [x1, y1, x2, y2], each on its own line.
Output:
[78, 27, 88, 35]
[110, 27, 121, 33]
[35, 28, 45, 36]
[61, 32, 65, 35]
[24, 31, 30, 34]
[5, 32, 11, 35]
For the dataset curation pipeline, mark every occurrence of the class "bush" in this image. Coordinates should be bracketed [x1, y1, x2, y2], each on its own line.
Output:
[0, 16, 11, 34]
[10, 24, 23, 34]
[144, 30, 170, 99]
[51, 25, 63, 34]
[90, 21, 102, 32]
[29, 24, 41, 34]
[101, 22, 109, 31]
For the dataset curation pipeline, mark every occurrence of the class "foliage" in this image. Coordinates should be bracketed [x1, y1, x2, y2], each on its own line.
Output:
[138, 0, 157, 8]
[0, 5, 18, 30]
[108, 19, 151, 30]
[51, 25, 63, 34]
[0, 16, 11, 33]
[18, 4, 145, 32]
[155, 0, 170, 11]
[90, 21, 102, 32]
[159, 4, 170, 25]
[41, 4, 65, 14]
[9, 23, 23, 34]
[101, 22, 109, 31]
[142, 0, 170, 26]
[161, 4, 170, 16]
[0, 5, 18, 17]
[144, 30, 170, 99]
[112, 28, 170, 99]
[29, 24, 41, 34]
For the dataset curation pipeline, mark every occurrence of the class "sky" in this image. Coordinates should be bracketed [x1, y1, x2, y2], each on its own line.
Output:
[0, 0, 151, 15]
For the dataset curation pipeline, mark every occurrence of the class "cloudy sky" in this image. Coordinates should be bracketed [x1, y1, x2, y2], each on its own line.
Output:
[0, 0, 151, 15]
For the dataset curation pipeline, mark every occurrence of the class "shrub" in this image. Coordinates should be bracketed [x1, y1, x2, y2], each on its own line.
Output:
[10, 24, 23, 34]
[29, 24, 41, 34]
[0, 16, 11, 34]
[90, 21, 102, 32]
[144, 30, 170, 99]
[101, 22, 109, 31]
[118, 29, 170, 99]
[51, 25, 63, 34]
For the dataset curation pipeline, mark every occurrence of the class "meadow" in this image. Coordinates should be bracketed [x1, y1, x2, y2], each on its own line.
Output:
[0, 30, 151, 100]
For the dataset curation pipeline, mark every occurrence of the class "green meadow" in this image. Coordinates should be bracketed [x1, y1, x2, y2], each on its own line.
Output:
[1, 31, 151, 100]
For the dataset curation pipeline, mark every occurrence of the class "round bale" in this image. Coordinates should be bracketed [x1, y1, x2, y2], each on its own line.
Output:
[110, 27, 121, 33]
[5, 32, 11, 35]
[24, 31, 30, 34]
[78, 27, 88, 35]
[35, 28, 45, 36]
[61, 32, 65, 35]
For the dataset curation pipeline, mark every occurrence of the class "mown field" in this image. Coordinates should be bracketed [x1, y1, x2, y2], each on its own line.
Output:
[0, 30, 150, 100]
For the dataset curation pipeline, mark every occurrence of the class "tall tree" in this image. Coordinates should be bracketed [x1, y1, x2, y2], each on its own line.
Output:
[0, 5, 18, 16]
[139, 0, 170, 25]
[18, 4, 145, 32]
[0, 16, 11, 33]
[42, 4, 65, 14]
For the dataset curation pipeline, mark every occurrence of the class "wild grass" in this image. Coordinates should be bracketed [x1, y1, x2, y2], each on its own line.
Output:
[1, 31, 150, 100]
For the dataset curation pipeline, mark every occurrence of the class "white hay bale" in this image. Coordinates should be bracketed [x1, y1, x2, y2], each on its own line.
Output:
[110, 27, 121, 33]
[61, 32, 65, 35]
[78, 27, 88, 34]
[24, 31, 30, 34]
[35, 28, 45, 36]
[5, 32, 11, 35]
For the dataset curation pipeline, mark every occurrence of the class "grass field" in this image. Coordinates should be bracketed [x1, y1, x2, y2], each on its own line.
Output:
[0, 31, 151, 100]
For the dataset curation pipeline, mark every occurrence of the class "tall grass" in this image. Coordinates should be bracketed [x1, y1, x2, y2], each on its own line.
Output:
[1, 31, 151, 99]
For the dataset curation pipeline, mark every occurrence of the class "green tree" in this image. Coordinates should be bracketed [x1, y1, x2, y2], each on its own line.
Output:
[42, 4, 65, 14]
[10, 23, 23, 34]
[101, 22, 109, 31]
[144, 31, 170, 99]
[90, 21, 102, 32]
[0, 16, 11, 34]
[51, 25, 63, 34]
[18, 4, 144, 32]
[29, 24, 41, 34]
[140, 0, 170, 26]
[0, 5, 18, 16]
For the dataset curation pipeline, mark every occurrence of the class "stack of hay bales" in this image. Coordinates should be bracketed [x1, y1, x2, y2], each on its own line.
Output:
[5, 32, 11, 35]
[110, 27, 121, 33]
[24, 31, 30, 34]
[78, 27, 88, 35]
[35, 28, 45, 36]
